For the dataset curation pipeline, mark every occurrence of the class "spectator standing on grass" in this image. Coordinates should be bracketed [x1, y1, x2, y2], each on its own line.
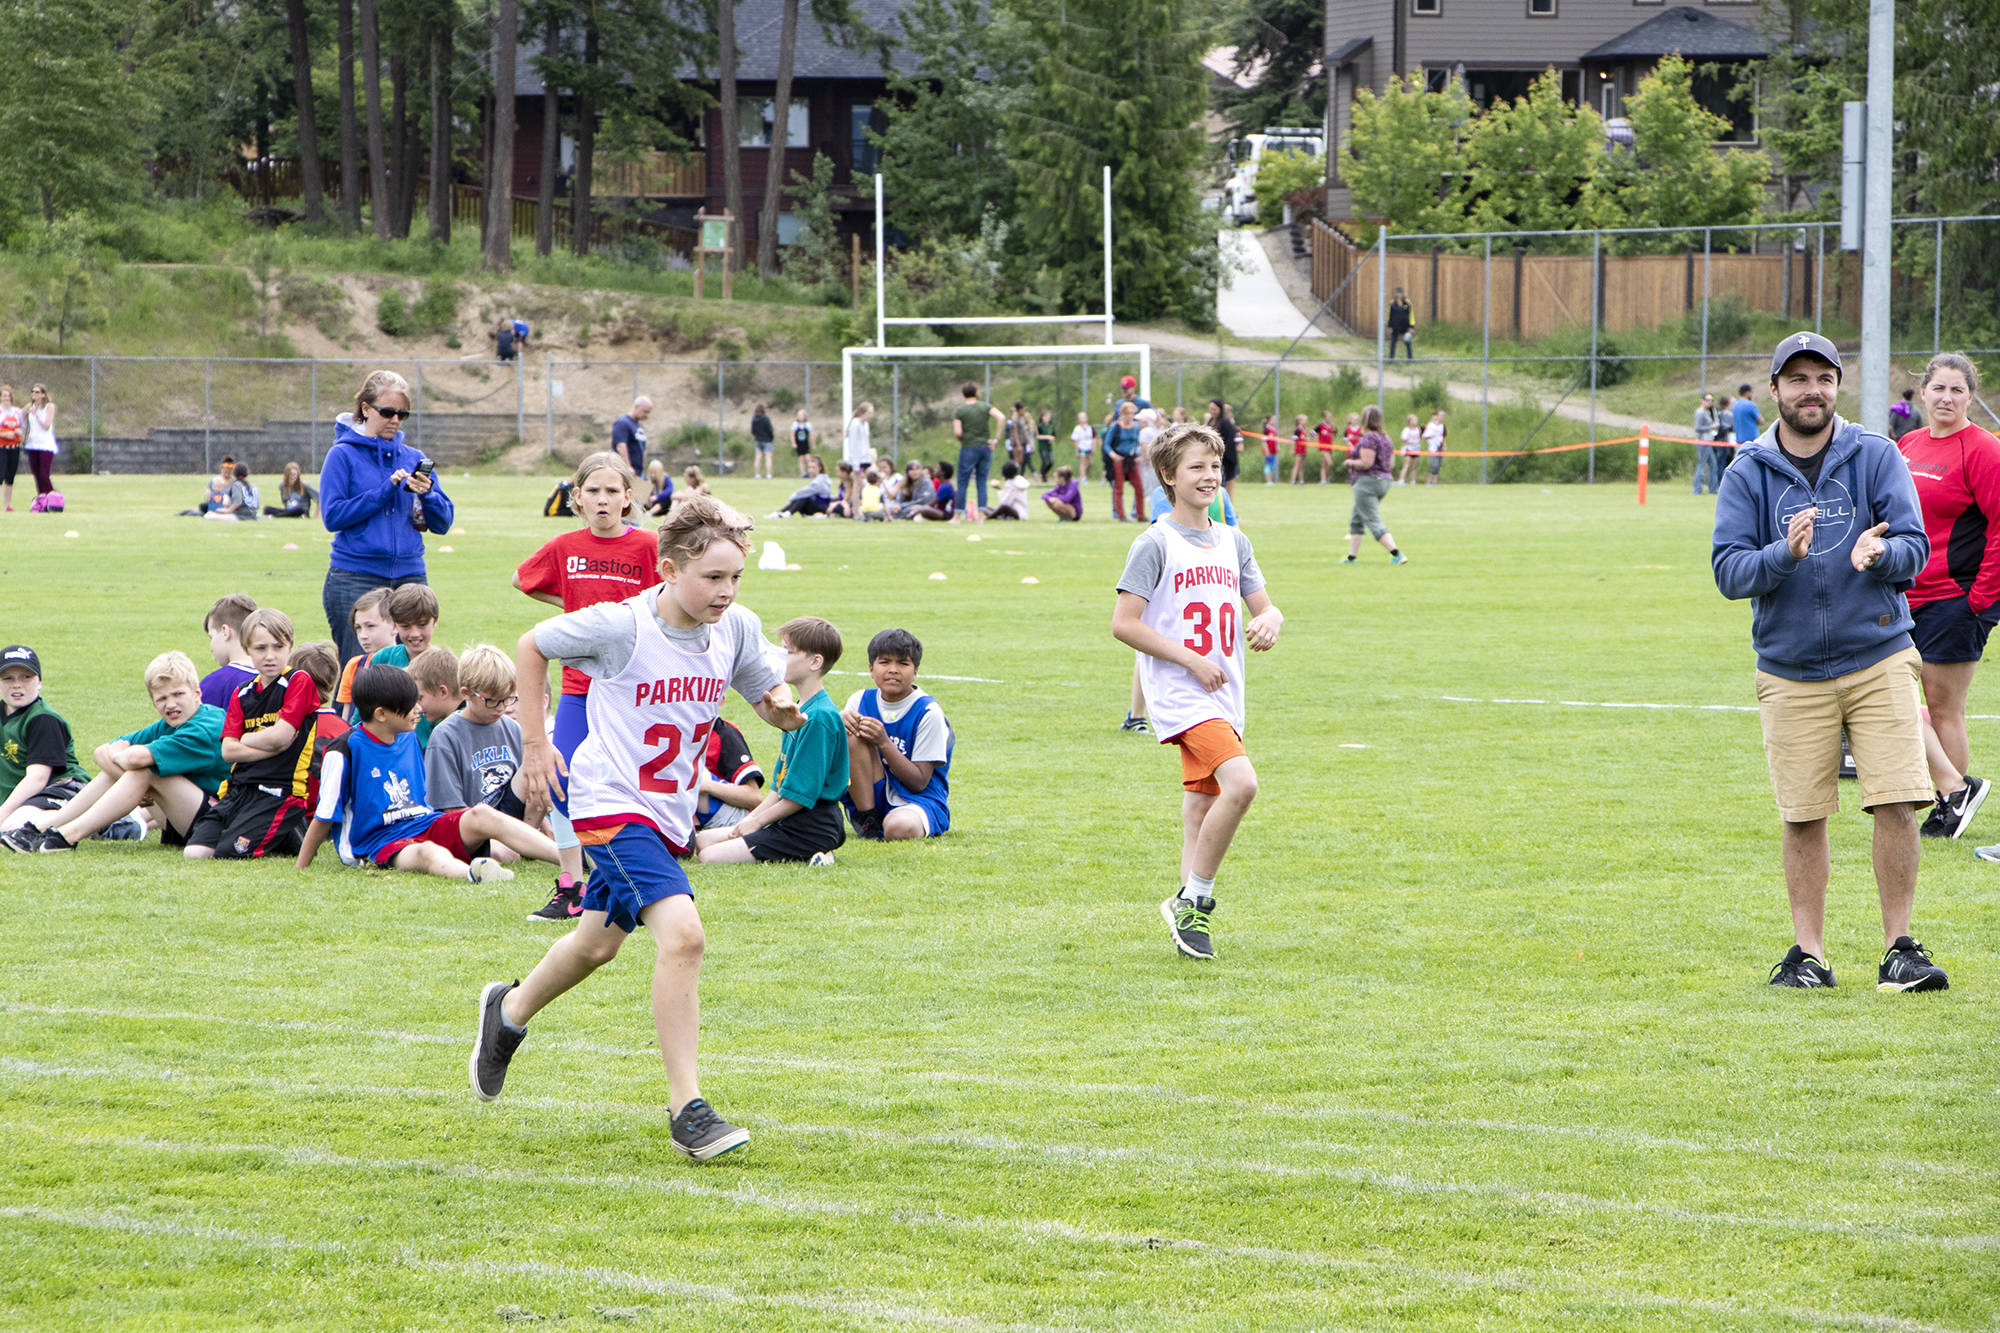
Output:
[1103, 400, 1146, 522]
[1693, 392, 1721, 494]
[1715, 393, 1736, 455]
[1034, 409, 1056, 482]
[1890, 388, 1920, 436]
[1070, 412, 1096, 483]
[319, 369, 453, 666]
[1732, 383, 1763, 456]
[1386, 287, 1413, 359]
[1423, 409, 1446, 485]
[749, 403, 775, 473]
[0, 385, 24, 513]
[951, 382, 1004, 521]
[1205, 399, 1240, 499]
[612, 397, 652, 476]
[791, 408, 815, 477]
[1712, 332, 1949, 994]
[1892, 354, 2000, 846]
[1342, 405, 1406, 566]
[23, 385, 58, 504]
[843, 401, 874, 472]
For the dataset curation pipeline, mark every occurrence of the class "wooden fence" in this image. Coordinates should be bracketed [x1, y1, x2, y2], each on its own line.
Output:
[594, 152, 706, 199]
[1310, 219, 1854, 340]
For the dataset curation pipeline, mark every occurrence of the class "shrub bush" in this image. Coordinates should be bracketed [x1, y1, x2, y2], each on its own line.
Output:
[1410, 376, 1451, 415]
[412, 278, 459, 335]
[376, 288, 410, 337]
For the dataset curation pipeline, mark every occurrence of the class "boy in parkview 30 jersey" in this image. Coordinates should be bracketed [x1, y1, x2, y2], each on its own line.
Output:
[513, 452, 662, 921]
[471, 496, 804, 1162]
[1112, 424, 1283, 961]
[185, 609, 320, 860]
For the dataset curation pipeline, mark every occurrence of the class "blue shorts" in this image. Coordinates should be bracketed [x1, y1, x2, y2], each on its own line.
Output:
[853, 779, 950, 836]
[581, 822, 693, 933]
[551, 692, 590, 816]
[1910, 594, 2000, 665]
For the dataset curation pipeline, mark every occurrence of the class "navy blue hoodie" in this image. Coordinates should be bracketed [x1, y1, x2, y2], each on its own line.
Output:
[1712, 415, 1927, 681]
[320, 414, 455, 580]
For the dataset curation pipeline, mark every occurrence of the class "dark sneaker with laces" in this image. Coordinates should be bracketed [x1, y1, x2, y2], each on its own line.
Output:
[1920, 803, 1954, 838]
[34, 829, 75, 854]
[0, 826, 43, 853]
[671, 1097, 750, 1160]
[527, 879, 583, 923]
[1120, 714, 1151, 735]
[1934, 776, 1989, 840]
[1160, 892, 1216, 960]
[1768, 945, 1835, 988]
[1877, 936, 1949, 992]
[848, 805, 884, 840]
[469, 980, 526, 1100]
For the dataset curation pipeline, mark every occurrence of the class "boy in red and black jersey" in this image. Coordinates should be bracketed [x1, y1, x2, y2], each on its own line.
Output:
[185, 609, 319, 859]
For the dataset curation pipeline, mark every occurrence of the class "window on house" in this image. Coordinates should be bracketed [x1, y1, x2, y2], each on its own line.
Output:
[738, 99, 809, 149]
[850, 104, 887, 177]
[1528, 0, 1555, 14]
[1560, 68, 1583, 104]
[1692, 67, 1758, 142]
[1423, 67, 1452, 93]
[1411, 0, 1440, 14]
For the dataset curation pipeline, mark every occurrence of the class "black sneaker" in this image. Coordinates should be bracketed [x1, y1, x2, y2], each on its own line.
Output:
[1877, 936, 1949, 992]
[526, 879, 583, 923]
[1767, 944, 1835, 988]
[847, 806, 884, 840]
[670, 1097, 750, 1160]
[0, 826, 43, 853]
[1159, 892, 1216, 960]
[34, 829, 75, 854]
[1937, 776, 1989, 840]
[468, 980, 526, 1101]
[1119, 714, 1152, 735]
[1920, 802, 1954, 838]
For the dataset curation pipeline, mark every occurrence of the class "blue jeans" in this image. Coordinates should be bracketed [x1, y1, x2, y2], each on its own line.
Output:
[1693, 445, 1730, 494]
[957, 443, 992, 512]
[323, 565, 427, 665]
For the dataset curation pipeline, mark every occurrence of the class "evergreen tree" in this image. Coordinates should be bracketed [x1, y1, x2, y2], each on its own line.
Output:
[1213, 0, 1323, 141]
[1008, 0, 1218, 327]
[0, 0, 147, 227]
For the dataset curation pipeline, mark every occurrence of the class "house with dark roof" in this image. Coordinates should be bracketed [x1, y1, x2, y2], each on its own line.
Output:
[511, 0, 921, 254]
[1321, 0, 1773, 217]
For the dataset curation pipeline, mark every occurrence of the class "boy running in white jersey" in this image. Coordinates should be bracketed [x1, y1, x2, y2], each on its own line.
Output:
[1112, 424, 1283, 960]
[470, 497, 804, 1160]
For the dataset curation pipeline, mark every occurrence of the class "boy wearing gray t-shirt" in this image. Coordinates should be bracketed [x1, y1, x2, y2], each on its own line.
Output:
[425, 645, 528, 820]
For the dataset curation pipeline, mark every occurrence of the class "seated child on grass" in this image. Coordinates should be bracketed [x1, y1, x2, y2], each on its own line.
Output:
[408, 643, 462, 749]
[1, 650, 226, 853]
[285, 640, 350, 816]
[695, 719, 764, 833]
[200, 593, 260, 711]
[335, 586, 395, 723]
[1042, 467, 1083, 521]
[0, 644, 93, 836]
[841, 628, 953, 840]
[982, 461, 1029, 520]
[297, 664, 559, 881]
[369, 584, 440, 670]
[185, 608, 320, 860]
[695, 617, 849, 864]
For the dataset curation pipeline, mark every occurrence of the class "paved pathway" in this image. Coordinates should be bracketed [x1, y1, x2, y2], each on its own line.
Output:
[1216, 229, 1327, 340]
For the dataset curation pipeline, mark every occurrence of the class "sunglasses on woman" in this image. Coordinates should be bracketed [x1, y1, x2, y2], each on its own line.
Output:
[370, 405, 413, 421]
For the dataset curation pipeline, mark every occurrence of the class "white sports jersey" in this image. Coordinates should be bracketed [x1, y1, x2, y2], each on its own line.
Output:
[1137, 523, 1247, 739]
[568, 595, 758, 848]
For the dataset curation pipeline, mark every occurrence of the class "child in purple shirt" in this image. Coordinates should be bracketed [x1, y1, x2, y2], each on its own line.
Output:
[1042, 466, 1083, 521]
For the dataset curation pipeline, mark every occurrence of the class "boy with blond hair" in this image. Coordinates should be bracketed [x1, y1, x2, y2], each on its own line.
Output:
[200, 593, 260, 711]
[697, 616, 848, 864]
[1113, 424, 1284, 960]
[186, 608, 321, 860]
[407, 643, 461, 749]
[2, 651, 228, 853]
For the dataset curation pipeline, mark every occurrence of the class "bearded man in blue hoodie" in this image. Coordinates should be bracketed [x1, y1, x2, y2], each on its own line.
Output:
[319, 370, 456, 665]
[1713, 333, 1950, 994]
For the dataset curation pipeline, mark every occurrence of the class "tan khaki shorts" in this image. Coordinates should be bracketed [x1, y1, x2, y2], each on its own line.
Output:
[1755, 646, 1932, 822]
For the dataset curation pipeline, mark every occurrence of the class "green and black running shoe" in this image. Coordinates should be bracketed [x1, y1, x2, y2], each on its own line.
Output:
[1877, 936, 1949, 992]
[1160, 893, 1216, 960]
[1768, 945, 1835, 988]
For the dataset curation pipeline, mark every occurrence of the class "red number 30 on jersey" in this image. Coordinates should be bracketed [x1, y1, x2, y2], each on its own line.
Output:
[1181, 601, 1238, 657]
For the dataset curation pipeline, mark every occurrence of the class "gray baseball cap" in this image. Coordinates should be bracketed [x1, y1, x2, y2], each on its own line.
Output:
[1771, 332, 1843, 380]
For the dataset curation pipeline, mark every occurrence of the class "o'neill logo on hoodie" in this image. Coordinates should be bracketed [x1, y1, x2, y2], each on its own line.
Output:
[1777, 476, 1857, 558]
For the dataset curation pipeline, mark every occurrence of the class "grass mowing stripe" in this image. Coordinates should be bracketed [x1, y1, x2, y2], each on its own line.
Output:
[7, 1060, 1991, 1255]
[2, 1002, 1976, 1173]
[0, 1206, 1028, 1332]
[0, 1153, 1969, 1333]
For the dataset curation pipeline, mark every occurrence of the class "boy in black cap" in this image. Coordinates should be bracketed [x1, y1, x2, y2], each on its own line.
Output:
[1712, 332, 1951, 994]
[0, 646, 90, 835]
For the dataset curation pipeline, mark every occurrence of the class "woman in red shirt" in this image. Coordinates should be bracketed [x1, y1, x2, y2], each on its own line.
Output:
[1895, 353, 2000, 840]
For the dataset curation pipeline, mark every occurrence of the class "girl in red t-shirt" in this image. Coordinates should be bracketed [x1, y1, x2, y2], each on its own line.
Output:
[1289, 414, 1310, 485]
[513, 452, 663, 918]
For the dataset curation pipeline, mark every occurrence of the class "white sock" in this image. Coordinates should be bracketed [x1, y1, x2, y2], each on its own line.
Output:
[1184, 873, 1215, 901]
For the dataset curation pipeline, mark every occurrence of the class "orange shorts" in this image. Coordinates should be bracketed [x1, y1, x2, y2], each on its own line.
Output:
[1168, 717, 1246, 794]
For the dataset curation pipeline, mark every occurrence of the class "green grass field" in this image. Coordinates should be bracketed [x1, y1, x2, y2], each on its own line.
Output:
[3, 475, 1996, 1331]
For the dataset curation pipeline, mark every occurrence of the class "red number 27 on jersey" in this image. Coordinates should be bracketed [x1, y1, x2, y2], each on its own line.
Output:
[638, 720, 714, 793]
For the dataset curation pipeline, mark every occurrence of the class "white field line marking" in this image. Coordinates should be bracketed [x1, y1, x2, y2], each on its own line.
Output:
[0, 1205, 1024, 1332]
[0, 1001, 1966, 1171]
[1440, 695, 1760, 713]
[5, 1060, 1993, 1256]
[828, 669, 1003, 684]
[0, 1143, 1969, 1333]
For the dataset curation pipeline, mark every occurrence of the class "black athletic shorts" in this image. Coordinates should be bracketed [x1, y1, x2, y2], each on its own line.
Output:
[20, 778, 85, 812]
[186, 784, 307, 858]
[1221, 447, 1239, 484]
[742, 799, 846, 863]
[1910, 594, 2000, 665]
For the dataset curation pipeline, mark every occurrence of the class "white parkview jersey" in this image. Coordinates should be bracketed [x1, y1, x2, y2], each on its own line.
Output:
[569, 595, 755, 849]
[1138, 524, 1248, 739]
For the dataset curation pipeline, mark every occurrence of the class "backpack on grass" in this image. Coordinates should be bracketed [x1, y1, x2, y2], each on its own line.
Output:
[542, 480, 575, 517]
[30, 491, 64, 513]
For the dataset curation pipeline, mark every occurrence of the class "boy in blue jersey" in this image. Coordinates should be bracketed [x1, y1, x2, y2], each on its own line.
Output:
[297, 664, 557, 879]
[841, 628, 954, 840]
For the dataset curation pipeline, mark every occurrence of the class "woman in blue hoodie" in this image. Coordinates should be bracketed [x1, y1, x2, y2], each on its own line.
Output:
[319, 370, 455, 664]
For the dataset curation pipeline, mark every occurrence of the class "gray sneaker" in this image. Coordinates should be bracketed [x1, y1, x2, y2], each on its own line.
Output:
[468, 981, 526, 1101]
[670, 1097, 750, 1160]
[94, 814, 148, 842]
[1160, 892, 1216, 960]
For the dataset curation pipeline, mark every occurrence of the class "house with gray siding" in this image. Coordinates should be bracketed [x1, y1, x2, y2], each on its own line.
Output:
[1322, 0, 1774, 218]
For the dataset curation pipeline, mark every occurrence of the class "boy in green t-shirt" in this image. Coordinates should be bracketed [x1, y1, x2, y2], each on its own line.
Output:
[368, 584, 440, 670]
[3, 651, 230, 853]
[696, 617, 849, 865]
[0, 645, 90, 836]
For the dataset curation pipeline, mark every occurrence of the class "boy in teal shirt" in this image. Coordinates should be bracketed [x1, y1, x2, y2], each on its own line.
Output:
[2, 651, 229, 852]
[696, 617, 849, 864]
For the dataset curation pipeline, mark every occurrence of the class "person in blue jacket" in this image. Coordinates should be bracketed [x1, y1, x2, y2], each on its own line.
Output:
[319, 370, 455, 665]
[1712, 332, 1949, 994]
